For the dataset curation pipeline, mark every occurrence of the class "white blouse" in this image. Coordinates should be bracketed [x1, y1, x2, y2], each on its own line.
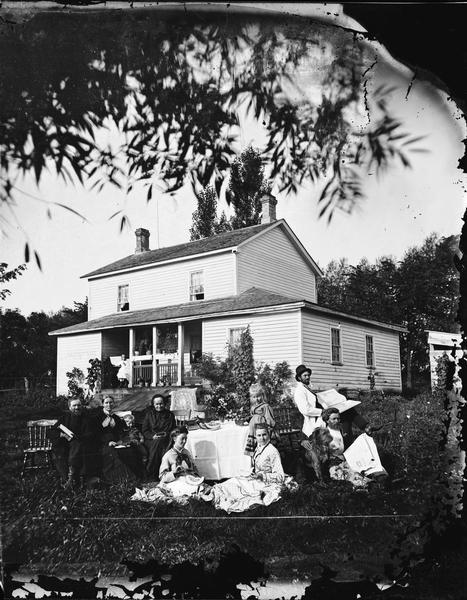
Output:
[252, 443, 285, 484]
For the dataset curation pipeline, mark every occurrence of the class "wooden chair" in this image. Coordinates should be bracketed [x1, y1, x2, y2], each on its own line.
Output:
[173, 410, 191, 427]
[21, 419, 57, 476]
[274, 406, 302, 452]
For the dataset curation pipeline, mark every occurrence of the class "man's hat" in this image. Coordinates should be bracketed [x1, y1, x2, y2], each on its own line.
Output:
[295, 364, 312, 381]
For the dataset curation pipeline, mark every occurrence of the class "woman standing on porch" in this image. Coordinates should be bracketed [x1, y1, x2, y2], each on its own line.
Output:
[142, 394, 176, 479]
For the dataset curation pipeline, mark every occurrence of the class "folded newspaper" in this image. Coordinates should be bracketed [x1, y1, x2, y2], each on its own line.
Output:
[316, 389, 361, 413]
[343, 433, 388, 477]
[58, 423, 74, 438]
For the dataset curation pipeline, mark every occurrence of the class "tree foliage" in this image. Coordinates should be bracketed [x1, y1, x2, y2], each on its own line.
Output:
[189, 186, 218, 241]
[0, 299, 88, 382]
[318, 234, 459, 390]
[189, 185, 233, 241]
[227, 146, 270, 229]
[0, 263, 26, 301]
[0, 9, 421, 259]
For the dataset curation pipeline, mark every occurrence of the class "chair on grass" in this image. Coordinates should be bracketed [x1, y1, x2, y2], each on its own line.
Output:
[21, 419, 57, 476]
[274, 406, 302, 452]
[173, 409, 191, 426]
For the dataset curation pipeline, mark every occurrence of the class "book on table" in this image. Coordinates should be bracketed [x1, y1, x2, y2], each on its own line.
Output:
[58, 424, 74, 438]
[316, 389, 361, 413]
[343, 433, 388, 477]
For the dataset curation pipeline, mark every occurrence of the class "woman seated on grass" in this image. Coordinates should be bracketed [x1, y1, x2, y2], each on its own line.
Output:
[321, 408, 375, 488]
[94, 395, 143, 485]
[209, 423, 295, 513]
[131, 426, 207, 504]
[111, 413, 147, 480]
[158, 426, 204, 492]
[299, 420, 371, 487]
[244, 383, 279, 456]
[142, 394, 176, 479]
[50, 398, 94, 489]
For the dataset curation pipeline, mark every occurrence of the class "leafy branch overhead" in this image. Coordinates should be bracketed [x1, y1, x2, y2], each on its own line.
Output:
[0, 9, 423, 245]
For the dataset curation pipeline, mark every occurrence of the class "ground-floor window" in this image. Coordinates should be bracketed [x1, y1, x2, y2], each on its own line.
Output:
[331, 327, 342, 364]
[366, 334, 375, 367]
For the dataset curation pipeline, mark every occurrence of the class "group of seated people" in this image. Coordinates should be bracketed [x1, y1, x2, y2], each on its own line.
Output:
[51, 362, 388, 509]
[51, 393, 180, 489]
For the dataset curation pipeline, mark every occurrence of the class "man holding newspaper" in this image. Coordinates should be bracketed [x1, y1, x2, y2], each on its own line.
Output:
[293, 364, 370, 444]
[293, 364, 387, 485]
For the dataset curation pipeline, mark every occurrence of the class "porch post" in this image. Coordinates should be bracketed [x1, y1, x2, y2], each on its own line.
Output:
[129, 327, 135, 388]
[177, 322, 184, 386]
[152, 325, 158, 386]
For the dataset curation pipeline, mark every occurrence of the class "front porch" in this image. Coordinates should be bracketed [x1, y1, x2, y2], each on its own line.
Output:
[102, 320, 203, 388]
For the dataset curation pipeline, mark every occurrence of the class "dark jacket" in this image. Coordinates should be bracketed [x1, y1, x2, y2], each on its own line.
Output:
[142, 408, 176, 441]
[90, 409, 126, 445]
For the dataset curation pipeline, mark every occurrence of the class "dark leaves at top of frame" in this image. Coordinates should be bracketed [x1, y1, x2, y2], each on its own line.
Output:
[0, 10, 423, 227]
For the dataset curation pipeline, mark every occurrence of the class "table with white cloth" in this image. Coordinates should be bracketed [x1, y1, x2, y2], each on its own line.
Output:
[185, 422, 251, 480]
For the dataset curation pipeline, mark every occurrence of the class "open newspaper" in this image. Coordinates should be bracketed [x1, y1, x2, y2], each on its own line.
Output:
[316, 389, 361, 413]
[343, 433, 387, 477]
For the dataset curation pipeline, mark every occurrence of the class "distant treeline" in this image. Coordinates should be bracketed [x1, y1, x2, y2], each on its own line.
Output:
[318, 233, 460, 390]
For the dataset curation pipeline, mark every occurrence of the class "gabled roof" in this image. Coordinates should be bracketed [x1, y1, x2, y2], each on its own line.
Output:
[81, 219, 323, 279]
[82, 222, 272, 279]
[50, 287, 406, 336]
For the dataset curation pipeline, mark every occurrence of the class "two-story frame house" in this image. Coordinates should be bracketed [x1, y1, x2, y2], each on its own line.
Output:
[50, 195, 404, 395]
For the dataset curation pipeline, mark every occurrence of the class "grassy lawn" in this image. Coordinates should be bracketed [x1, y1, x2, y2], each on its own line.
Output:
[1, 388, 457, 584]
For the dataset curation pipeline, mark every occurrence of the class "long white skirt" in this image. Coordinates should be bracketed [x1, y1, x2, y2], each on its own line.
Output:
[131, 475, 204, 505]
[210, 476, 294, 513]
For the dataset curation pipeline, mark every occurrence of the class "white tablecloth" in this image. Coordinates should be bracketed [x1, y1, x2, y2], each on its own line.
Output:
[185, 423, 251, 480]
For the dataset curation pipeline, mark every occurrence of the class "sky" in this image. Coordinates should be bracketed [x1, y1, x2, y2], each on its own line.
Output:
[1, 4, 465, 316]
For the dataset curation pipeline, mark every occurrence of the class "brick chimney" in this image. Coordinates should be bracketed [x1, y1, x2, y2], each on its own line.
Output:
[260, 192, 277, 224]
[135, 228, 150, 253]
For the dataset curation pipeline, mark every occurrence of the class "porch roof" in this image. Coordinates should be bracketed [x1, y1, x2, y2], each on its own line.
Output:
[49, 287, 407, 336]
[49, 287, 301, 335]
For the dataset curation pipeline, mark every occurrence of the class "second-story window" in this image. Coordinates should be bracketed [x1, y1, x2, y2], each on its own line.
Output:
[331, 327, 342, 364]
[117, 284, 129, 312]
[190, 271, 204, 301]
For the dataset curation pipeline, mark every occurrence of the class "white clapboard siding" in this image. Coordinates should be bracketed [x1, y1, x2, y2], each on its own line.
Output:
[301, 311, 402, 390]
[237, 227, 317, 302]
[88, 252, 235, 319]
[202, 310, 301, 367]
[57, 333, 102, 395]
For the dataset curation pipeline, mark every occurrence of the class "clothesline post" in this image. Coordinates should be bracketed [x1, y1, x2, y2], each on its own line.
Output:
[152, 325, 158, 386]
[177, 323, 184, 386]
[129, 327, 135, 388]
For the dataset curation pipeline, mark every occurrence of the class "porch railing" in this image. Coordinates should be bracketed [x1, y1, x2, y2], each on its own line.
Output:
[132, 363, 153, 385]
[157, 363, 178, 386]
[132, 362, 178, 386]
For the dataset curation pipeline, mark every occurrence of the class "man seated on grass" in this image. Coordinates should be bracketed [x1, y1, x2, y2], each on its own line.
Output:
[50, 398, 95, 489]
